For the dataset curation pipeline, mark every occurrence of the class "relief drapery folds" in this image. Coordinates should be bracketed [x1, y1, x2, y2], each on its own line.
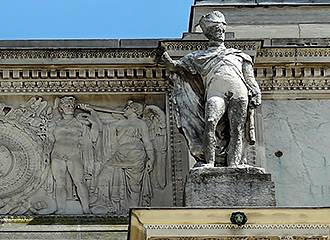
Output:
[0, 96, 167, 215]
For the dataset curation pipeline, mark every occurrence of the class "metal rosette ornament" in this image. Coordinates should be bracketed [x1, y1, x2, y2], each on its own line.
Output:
[0, 114, 49, 214]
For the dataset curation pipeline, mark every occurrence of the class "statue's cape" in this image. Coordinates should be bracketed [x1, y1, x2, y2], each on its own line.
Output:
[171, 48, 253, 162]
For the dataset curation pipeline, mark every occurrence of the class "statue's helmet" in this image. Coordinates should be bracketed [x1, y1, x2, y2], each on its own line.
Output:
[199, 11, 226, 32]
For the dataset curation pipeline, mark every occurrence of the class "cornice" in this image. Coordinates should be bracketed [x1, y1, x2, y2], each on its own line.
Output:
[0, 66, 168, 94]
[0, 48, 158, 65]
[256, 47, 330, 63]
[255, 64, 330, 99]
[162, 40, 261, 57]
[0, 42, 329, 98]
[162, 41, 260, 51]
[0, 48, 157, 59]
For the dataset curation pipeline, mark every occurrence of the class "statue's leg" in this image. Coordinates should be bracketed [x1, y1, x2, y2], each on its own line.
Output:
[227, 97, 248, 167]
[51, 158, 67, 214]
[204, 96, 226, 166]
[67, 158, 91, 214]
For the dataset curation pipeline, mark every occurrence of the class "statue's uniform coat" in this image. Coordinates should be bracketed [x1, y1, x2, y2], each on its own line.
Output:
[173, 47, 260, 165]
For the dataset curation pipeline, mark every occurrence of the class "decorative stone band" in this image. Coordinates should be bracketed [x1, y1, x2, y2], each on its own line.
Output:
[0, 215, 129, 225]
[257, 48, 330, 63]
[0, 49, 157, 59]
[147, 237, 328, 240]
[0, 67, 167, 80]
[255, 65, 330, 99]
[161, 41, 261, 58]
[0, 43, 330, 97]
[256, 48, 330, 97]
[144, 224, 330, 240]
[145, 224, 329, 230]
[0, 67, 169, 94]
[161, 41, 261, 52]
[0, 79, 169, 94]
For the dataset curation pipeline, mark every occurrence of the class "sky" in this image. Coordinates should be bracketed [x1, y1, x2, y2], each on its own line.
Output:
[0, 0, 194, 40]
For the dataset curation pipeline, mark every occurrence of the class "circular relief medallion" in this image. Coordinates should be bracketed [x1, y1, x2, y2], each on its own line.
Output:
[0, 145, 14, 178]
[0, 122, 43, 199]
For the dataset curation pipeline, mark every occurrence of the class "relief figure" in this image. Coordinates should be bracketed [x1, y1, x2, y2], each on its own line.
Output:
[48, 96, 100, 214]
[95, 101, 155, 215]
[0, 96, 168, 216]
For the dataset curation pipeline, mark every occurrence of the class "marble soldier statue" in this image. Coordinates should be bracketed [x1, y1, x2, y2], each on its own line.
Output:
[162, 11, 261, 167]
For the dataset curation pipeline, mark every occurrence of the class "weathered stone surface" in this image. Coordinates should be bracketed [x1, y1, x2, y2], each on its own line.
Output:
[162, 11, 261, 167]
[185, 166, 276, 206]
[0, 94, 172, 216]
[190, 5, 330, 40]
[0, 216, 128, 240]
[0, 232, 127, 240]
[130, 208, 330, 240]
[263, 100, 330, 207]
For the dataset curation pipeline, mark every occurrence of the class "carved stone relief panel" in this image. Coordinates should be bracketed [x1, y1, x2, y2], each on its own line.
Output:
[0, 94, 173, 216]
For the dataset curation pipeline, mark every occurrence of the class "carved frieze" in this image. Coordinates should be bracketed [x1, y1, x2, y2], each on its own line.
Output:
[257, 48, 330, 61]
[254, 64, 330, 98]
[0, 95, 171, 215]
[161, 41, 261, 59]
[162, 41, 261, 52]
[0, 49, 157, 60]
[0, 67, 168, 94]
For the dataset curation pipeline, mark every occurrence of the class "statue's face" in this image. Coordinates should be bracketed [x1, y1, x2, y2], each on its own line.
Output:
[203, 23, 226, 42]
[59, 101, 75, 115]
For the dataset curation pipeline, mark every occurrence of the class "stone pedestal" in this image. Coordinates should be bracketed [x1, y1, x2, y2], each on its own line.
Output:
[185, 166, 276, 207]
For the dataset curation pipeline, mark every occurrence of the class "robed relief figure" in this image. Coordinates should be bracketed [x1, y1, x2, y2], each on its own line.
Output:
[162, 11, 261, 167]
[93, 101, 166, 215]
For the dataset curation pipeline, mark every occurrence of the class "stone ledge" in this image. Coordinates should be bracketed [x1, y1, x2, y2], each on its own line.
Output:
[0, 39, 166, 49]
[0, 215, 128, 225]
[0, 216, 129, 240]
